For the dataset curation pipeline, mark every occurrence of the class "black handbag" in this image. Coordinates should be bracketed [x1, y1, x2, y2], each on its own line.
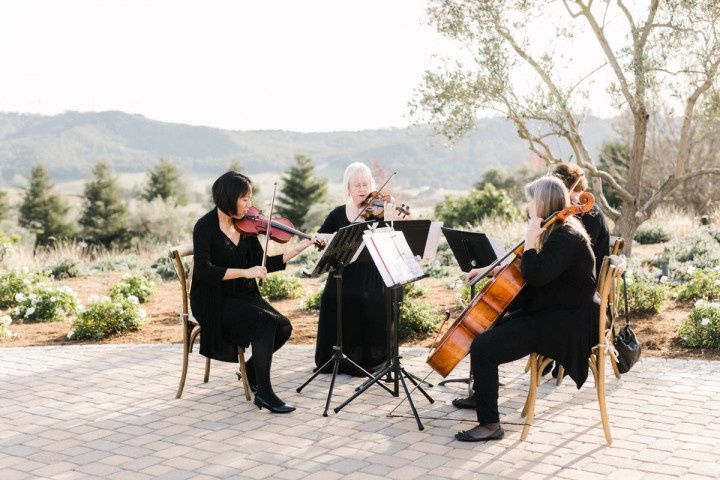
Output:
[613, 272, 641, 373]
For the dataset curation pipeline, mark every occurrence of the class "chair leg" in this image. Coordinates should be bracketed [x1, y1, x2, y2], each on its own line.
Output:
[176, 324, 192, 399]
[556, 365, 565, 386]
[521, 353, 539, 440]
[237, 347, 252, 401]
[204, 357, 211, 383]
[596, 353, 612, 444]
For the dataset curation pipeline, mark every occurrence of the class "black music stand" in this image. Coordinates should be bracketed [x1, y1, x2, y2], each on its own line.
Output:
[295, 222, 393, 416]
[333, 225, 433, 430]
[438, 227, 502, 393]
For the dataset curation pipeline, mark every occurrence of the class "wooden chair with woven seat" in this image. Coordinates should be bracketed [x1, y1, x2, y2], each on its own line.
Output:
[169, 245, 252, 401]
[520, 254, 627, 444]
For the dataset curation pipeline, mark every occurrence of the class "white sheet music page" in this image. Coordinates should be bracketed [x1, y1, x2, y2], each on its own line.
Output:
[364, 227, 424, 287]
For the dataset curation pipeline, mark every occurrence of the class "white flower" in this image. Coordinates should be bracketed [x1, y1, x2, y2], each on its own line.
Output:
[66, 330, 74, 339]
[14, 293, 26, 302]
[25, 307, 35, 317]
[140, 285, 148, 290]
[89, 295, 100, 303]
[50, 296, 57, 303]
[695, 299, 705, 308]
[701, 317, 711, 327]
[659, 276, 668, 284]
[688, 265, 696, 274]
[138, 308, 147, 319]
[714, 280, 720, 286]
[22, 279, 31, 285]
[127, 295, 139, 304]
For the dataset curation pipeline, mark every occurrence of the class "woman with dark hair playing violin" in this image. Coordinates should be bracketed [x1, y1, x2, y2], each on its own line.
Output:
[452, 176, 597, 441]
[190, 171, 317, 413]
[314, 162, 409, 375]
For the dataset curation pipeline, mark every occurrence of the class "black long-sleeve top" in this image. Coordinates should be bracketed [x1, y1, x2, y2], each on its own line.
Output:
[581, 206, 610, 278]
[190, 209, 285, 362]
[519, 223, 598, 388]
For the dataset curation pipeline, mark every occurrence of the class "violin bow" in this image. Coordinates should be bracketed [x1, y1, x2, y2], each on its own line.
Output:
[352, 171, 397, 223]
[261, 182, 278, 274]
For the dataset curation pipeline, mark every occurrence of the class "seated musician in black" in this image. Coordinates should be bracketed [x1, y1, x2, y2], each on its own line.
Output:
[190, 171, 316, 413]
[454, 176, 597, 442]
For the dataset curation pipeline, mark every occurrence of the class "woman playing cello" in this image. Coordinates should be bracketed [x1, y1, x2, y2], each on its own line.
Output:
[453, 176, 598, 441]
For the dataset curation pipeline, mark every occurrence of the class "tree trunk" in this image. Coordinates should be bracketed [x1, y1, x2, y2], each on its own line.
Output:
[614, 203, 642, 257]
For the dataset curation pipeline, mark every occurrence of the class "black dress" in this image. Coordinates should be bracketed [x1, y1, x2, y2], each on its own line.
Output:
[581, 205, 610, 279]
[470, 223, 598, 424]
[314, 206, 390, 375]
[190, 209, 288, 363]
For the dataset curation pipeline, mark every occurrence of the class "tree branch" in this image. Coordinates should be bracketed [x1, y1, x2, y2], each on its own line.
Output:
[641, 168, 720, 213]
[637, 0, 660, 52]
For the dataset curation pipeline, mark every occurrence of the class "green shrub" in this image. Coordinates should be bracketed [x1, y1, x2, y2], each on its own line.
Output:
[0, 313, 12, 339]
[0, 269, 52, 309]
[90, 254, 143, 273]
[51, 258, 82, 279]
[294, 247, 321, 270]
[634, 225, 670, 244]
[399, 297, 442, 342]
[304, 290, 322, 311]
[461, 277, 490, 303]
[109, 274, 156, 303]
[11, 284, 79, 322]
[675, 268, 720, 302]
[151, 255, 188, 281]
[404, 282, 427, 298]
[434, 184, 520, 228]
[677, 302, 720, 350]
[70, 296, 145, 340]
[259, 273, 303, 300]
[620, 273, 667, 315]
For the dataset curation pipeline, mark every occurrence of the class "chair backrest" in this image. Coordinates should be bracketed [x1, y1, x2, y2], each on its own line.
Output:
[168, 244, 194, 316]
[609, 236, 624, 255]
[596, 255, 626, 349]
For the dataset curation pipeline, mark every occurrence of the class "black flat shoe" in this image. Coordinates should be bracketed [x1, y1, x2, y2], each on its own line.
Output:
[455, 425, 504, 442]
[452, 397, 476, 410]
[253, 394, 296, 414]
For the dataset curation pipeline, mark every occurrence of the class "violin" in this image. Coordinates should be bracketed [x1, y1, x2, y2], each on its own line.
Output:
[359, 191, 411, 221]
[233, 206, 325, 248]
[426, 192, 595, 377]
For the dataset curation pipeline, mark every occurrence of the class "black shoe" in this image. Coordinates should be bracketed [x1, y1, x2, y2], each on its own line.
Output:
[455, 425, 504, 442]
[253, 394, 296, 414]
[452, 396, 476, 410]
[236, 370, 257, 393]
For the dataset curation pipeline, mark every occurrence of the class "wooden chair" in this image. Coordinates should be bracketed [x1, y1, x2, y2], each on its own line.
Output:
[169, 245, 252, 401]
[520, 255, 627, 444]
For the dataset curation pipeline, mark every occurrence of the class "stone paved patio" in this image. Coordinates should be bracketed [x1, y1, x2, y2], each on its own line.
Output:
[1, 344, 720, 480]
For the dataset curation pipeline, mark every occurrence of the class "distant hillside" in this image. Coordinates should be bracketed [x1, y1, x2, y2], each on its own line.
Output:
[0, 111, 616, 189]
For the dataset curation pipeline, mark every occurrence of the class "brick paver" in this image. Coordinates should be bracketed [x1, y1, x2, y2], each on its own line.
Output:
[1, 344, 719, 479]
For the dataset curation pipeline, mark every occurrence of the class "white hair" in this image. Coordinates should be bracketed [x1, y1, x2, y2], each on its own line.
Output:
[342, 162, 376, 203]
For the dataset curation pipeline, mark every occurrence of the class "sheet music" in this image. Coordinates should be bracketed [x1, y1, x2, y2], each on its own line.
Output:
[422, 221, 443, 260]
[487, 235, 507, 259]
[364, 227, 424, 287]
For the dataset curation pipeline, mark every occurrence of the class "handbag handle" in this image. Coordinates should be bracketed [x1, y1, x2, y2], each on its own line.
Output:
[622, 271, 630, 328]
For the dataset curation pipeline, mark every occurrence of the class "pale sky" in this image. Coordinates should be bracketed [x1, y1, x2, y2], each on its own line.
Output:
[0, 0, 627, 132]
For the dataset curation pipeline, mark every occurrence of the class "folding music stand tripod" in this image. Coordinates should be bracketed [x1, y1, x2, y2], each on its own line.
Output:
[438, 227, 501, 394]
[295, 222, 393, 417]
[333, 226, 432, 430]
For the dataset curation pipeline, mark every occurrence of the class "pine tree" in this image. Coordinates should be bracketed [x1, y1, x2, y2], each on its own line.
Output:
[79, 161, 129, 247]
[275, 154, 327, 230]
[18, 164, 74, 247]
[0, 189, 9, 222]
[141, 158, 187, 205]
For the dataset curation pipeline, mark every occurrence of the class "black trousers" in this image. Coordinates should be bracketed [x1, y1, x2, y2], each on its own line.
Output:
[470, 310, 537, 424]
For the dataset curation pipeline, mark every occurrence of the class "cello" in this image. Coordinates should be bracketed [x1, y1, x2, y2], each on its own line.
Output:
[426, 192, 595, 377]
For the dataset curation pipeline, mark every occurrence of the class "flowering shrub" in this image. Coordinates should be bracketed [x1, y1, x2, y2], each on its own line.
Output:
[619, 272, 667, 315]
[677, 301, 720, 350]
[11, 284, 79, 322]
[0, 313, 12, 339]
[0, 268, 51, 309]
[109, 274, 156, 303]
[69, 295, 145, 340]
[399, 298, 442, 341]
[259, 273, 303, 300]
[303, 290, 322, 312]
[675, 268, 720, 302]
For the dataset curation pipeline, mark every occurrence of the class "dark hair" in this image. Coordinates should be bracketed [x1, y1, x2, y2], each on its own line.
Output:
[212, 171, 252, 216]
[552, 162, 587, 192]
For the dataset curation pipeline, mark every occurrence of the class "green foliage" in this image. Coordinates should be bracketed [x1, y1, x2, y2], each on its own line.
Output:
[676, 268, 720, 302]
[276, 154, 328, 231]
[461, 277, 490, 303]
[79, 161, 129, 247]
[259, 273, 303, 300]
[621, 273, 667, 315]
[598, 142, 631, 209]
[152, 255, 188, 281]
[0, 268, 51, 309]
[11, 284, 79, 323]
[634, 225, 670, 245]
[0, 189, 9, 222]
[399, 298, 442, 342]
[304, 290, 322, 311]
[0, 313, 11, 339]
[650, 228, 720, 275]
[404, 282, 427, 298]
[70, 296, 145, 340]
[51, 258, 82, 279]
[89, 254, 143, 273]
[677, 302, 720, 350]
[474, 164, 545, 204]
[141, 158, 187, 205]
[434, 184, 520, 228]
[109, 274, 156, 303]
[19, 164, 75, 247]
[0, 230, 21, 265]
